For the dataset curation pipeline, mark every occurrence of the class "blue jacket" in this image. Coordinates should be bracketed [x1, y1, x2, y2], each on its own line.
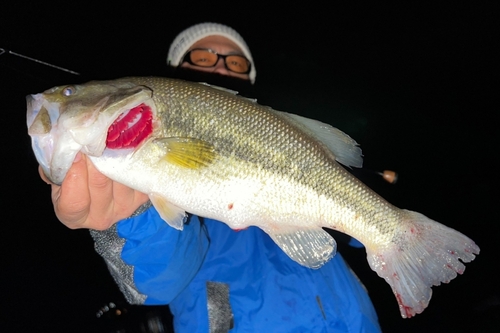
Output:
[91, 205, 381, 333]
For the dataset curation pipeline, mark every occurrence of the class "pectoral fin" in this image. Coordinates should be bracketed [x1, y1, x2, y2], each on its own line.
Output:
[149, 192, 187, 230]
[267, 227, 337, 269]
[154, 137, 217, 169]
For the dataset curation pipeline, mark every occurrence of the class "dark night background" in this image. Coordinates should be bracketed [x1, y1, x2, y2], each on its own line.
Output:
[1, 2, 498, 332]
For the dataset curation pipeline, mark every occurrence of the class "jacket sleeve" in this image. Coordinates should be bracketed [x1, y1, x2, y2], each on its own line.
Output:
[90, 202, 210, 305]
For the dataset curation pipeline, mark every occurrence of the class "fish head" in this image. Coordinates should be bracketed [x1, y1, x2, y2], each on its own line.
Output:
[27, 80, 156, 184]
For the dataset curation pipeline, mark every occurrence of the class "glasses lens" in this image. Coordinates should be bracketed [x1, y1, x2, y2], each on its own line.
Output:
[188, 49, 218, 67]
[225, 55, 250, 73]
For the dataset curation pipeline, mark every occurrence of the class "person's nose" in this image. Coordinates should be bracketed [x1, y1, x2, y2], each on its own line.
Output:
[212, 58, 229, 75]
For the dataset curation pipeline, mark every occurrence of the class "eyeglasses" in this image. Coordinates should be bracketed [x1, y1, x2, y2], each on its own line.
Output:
[182, 48, 251, 74]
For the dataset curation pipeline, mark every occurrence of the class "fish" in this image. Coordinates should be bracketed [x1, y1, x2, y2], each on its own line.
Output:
[26, 77, 479, 318]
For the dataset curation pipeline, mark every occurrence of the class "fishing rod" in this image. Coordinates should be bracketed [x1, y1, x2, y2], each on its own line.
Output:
[0, 48, 80, 75]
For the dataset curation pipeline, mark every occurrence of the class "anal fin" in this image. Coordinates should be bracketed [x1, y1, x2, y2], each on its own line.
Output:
[267, 227, 337, 269]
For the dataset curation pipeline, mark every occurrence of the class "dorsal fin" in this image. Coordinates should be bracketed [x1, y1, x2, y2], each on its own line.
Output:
[275, 111, 363, 168]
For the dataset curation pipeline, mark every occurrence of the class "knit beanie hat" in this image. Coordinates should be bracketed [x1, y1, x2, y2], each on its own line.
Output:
[167, 22, 256, 84]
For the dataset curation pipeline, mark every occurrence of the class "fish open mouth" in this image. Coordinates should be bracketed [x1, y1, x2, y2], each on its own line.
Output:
[106, 103, 153, 149]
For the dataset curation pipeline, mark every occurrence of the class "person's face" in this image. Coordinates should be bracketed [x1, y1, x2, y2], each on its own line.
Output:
[180, 35, 250, 81]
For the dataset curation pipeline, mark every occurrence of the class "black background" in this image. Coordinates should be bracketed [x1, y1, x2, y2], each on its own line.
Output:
[1, 2, 498, 332]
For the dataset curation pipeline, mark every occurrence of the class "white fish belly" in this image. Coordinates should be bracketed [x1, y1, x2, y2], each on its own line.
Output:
[90, 148, 355, 232]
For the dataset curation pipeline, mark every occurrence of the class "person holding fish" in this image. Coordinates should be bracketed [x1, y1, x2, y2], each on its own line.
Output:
[38, 22, 383, 332]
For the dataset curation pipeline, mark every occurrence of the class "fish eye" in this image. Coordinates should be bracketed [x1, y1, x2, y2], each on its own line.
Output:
[62, 86, 75, 97]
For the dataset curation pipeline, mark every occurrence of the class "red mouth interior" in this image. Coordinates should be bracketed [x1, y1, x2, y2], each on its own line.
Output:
[106, 103, 153, 149]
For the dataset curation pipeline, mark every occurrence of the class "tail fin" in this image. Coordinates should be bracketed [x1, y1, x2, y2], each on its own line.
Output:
[366, 209, 479, 318]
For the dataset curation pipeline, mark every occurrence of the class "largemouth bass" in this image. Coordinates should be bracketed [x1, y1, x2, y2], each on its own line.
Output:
[26, 77, 479, 318]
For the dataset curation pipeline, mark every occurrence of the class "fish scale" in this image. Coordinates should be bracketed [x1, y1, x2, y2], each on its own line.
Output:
[27, 76, 479, 318]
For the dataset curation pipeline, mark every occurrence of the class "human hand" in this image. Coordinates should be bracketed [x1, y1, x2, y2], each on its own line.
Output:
[39, 153, 149, 230]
